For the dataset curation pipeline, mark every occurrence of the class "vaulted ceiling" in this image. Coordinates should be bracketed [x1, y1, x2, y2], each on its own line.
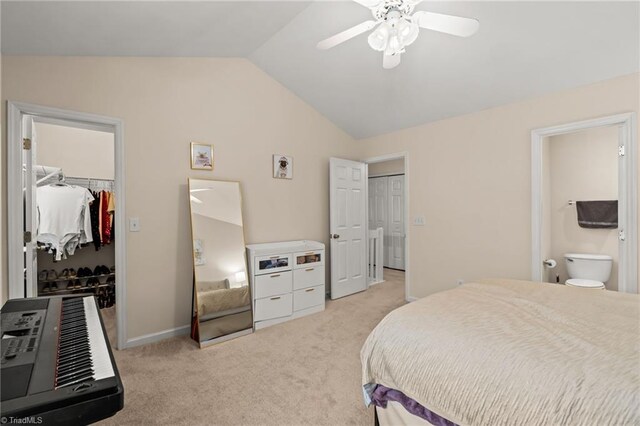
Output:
[3, 1, 639, 138]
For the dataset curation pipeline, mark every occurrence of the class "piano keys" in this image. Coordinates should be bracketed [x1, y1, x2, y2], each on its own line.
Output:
[1, 295, 124, 425]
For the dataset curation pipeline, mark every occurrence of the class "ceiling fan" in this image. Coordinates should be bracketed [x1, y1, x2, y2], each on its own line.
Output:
[317, 0, 479, 69]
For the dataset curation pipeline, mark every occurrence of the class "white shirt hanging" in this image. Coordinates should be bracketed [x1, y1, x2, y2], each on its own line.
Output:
[36, 185, 94, 260]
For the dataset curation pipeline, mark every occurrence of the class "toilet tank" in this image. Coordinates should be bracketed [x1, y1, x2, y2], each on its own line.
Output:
[564, 253, 613, 282]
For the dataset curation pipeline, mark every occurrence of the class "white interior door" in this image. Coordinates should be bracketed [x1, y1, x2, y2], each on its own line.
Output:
[368, 177, 388, 263]
[330, 158, 367, 299]
[388, 175, 405, 270]
[23, 115, 38, 297]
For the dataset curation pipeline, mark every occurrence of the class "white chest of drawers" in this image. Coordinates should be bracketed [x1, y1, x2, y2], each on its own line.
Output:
[246, 240, 325, 330]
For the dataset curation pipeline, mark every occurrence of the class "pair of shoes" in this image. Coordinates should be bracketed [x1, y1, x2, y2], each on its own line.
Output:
[110, 265, 116, 273]
[93, 265, 110, 275]
[77, 267, 93, 277]
[66, 280, 81, 290]
[60, 269, 78, 279]
[38, 270, 48, 282]
[41, 283, 51, 293]
[59, 268, 76, 279]
[106, 276, 115, 285]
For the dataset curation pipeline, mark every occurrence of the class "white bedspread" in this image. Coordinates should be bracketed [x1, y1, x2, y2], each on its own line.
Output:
[361, 279, 640, 426]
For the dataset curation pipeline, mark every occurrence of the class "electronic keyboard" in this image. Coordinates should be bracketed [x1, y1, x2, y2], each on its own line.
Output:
[1, 295, 124, 425]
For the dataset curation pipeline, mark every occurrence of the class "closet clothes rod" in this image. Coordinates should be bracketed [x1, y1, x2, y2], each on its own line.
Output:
[65, 176, 115, 191]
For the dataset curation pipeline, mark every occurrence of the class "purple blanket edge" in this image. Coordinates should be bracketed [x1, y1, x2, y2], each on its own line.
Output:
[370, 385, 458, 426]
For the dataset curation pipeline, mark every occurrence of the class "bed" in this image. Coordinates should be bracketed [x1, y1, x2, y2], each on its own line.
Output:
[361, 279, 640, 426]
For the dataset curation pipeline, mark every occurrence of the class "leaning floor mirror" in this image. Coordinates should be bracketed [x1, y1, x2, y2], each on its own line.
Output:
[188, 178, 253, 348]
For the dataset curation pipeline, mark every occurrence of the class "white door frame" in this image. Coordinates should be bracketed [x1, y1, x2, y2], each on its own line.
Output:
[363, 152, 411, 302]
[7, 101, 128, 349]
[531, 113, 637, 293]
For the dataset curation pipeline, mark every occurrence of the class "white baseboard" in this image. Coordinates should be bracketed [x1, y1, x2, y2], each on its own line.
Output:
[406, 296, 418, 302]
[124, 324, 190, 349]
[368, 279, 386, 286]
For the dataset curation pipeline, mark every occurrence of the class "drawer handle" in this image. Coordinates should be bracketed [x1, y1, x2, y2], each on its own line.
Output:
[270, 274, 281, 278]
[305, 268, 314, 272]
[270, 296, 281, 300]
[305, 288, 315, 292]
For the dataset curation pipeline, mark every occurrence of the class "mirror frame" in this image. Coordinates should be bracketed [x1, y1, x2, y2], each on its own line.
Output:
[187, 178, 253, 348]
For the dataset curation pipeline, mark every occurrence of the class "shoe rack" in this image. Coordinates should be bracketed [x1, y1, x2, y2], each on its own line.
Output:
[37, 243, 116, 308]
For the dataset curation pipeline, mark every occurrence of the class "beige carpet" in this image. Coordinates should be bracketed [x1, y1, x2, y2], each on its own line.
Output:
[100, 270, 405, 426]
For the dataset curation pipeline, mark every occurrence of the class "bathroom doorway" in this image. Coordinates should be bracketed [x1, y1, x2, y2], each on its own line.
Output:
[531, 114, 637, 293]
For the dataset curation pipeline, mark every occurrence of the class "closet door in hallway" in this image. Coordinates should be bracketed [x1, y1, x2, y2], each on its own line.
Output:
[367, 175, 405, 270]
[387, 175, 405, 270]
[368, 177, 388, 266]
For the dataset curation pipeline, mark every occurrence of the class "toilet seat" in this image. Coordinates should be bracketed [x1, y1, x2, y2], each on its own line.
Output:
[565, 279, 605, 289]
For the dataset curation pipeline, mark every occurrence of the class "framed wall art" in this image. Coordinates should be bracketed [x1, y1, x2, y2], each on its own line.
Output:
[191, 143, 213, 170]
[273, 154, 293, 179]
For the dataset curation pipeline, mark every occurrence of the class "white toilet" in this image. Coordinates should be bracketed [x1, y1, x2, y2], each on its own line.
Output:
[564, 253, 612, 290]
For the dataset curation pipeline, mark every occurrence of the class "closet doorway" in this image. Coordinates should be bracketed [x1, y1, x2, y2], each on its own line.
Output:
[8, 102, 126, 349]
[364, 153, 410, 302]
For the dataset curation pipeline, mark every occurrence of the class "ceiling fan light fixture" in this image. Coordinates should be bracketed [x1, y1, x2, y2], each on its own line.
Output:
[317, 0, 480, 69]
[367, 22, 390, 51]
[398, 18, 419, 47]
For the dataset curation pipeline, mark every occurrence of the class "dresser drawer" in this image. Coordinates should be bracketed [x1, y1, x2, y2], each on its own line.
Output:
[294, 250, 324, 269]
[293, 286, 325, 311]
[254, 254, 292, 275]
[293, 266, 324, 290]
[255, 293, 292, 322]
[254, 271, 292, 299]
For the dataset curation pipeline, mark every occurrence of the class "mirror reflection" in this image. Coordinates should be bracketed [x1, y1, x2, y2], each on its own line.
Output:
[188, 179, 252, 347]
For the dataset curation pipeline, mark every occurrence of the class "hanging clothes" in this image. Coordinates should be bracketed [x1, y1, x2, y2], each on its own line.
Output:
[101, 191, 112, 245]
[90, 190, 102, 251]
[36, 184, 94, 261]
[107, 191, 115, 242]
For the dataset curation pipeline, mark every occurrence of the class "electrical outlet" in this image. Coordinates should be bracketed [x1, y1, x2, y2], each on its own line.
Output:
[129, 217, 140, 232]
[413, 216, 426, 226]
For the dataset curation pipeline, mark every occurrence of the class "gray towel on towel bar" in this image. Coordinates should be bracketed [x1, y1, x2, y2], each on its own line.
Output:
[576, 200, 618, 228]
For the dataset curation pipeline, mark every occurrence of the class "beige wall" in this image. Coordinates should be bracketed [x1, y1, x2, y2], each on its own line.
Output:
[1, 56, 357, 341]
[356, 73, 639, 298]
[368, 158, 404, 176]
[547, 126, 619, 289]
[34, 122, 115, 180]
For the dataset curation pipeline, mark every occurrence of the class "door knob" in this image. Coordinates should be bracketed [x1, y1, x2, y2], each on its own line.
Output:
[331, 234, 340, 239]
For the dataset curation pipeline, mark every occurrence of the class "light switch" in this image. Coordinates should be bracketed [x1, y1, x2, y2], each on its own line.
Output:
[129, 217, 140, 232]
[413, 216, 426, 226]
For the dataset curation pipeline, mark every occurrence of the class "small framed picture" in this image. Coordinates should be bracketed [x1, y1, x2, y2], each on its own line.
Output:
[273, 154, 293, 179]
[191, 143, 213, 170]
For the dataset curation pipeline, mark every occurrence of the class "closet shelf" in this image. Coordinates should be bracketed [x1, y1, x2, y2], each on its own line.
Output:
[40, 272, 115, 283]
[41, 282, 115, 295]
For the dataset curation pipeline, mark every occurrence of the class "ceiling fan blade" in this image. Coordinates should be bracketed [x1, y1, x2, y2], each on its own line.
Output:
[317, 20, 378, 50]
[412, 11, 479, 37]
[383, 53, 401, 69]
[352, 0, 384, 8]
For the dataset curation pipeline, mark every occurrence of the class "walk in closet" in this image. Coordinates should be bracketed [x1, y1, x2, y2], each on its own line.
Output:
[26, 122, 118, 336]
